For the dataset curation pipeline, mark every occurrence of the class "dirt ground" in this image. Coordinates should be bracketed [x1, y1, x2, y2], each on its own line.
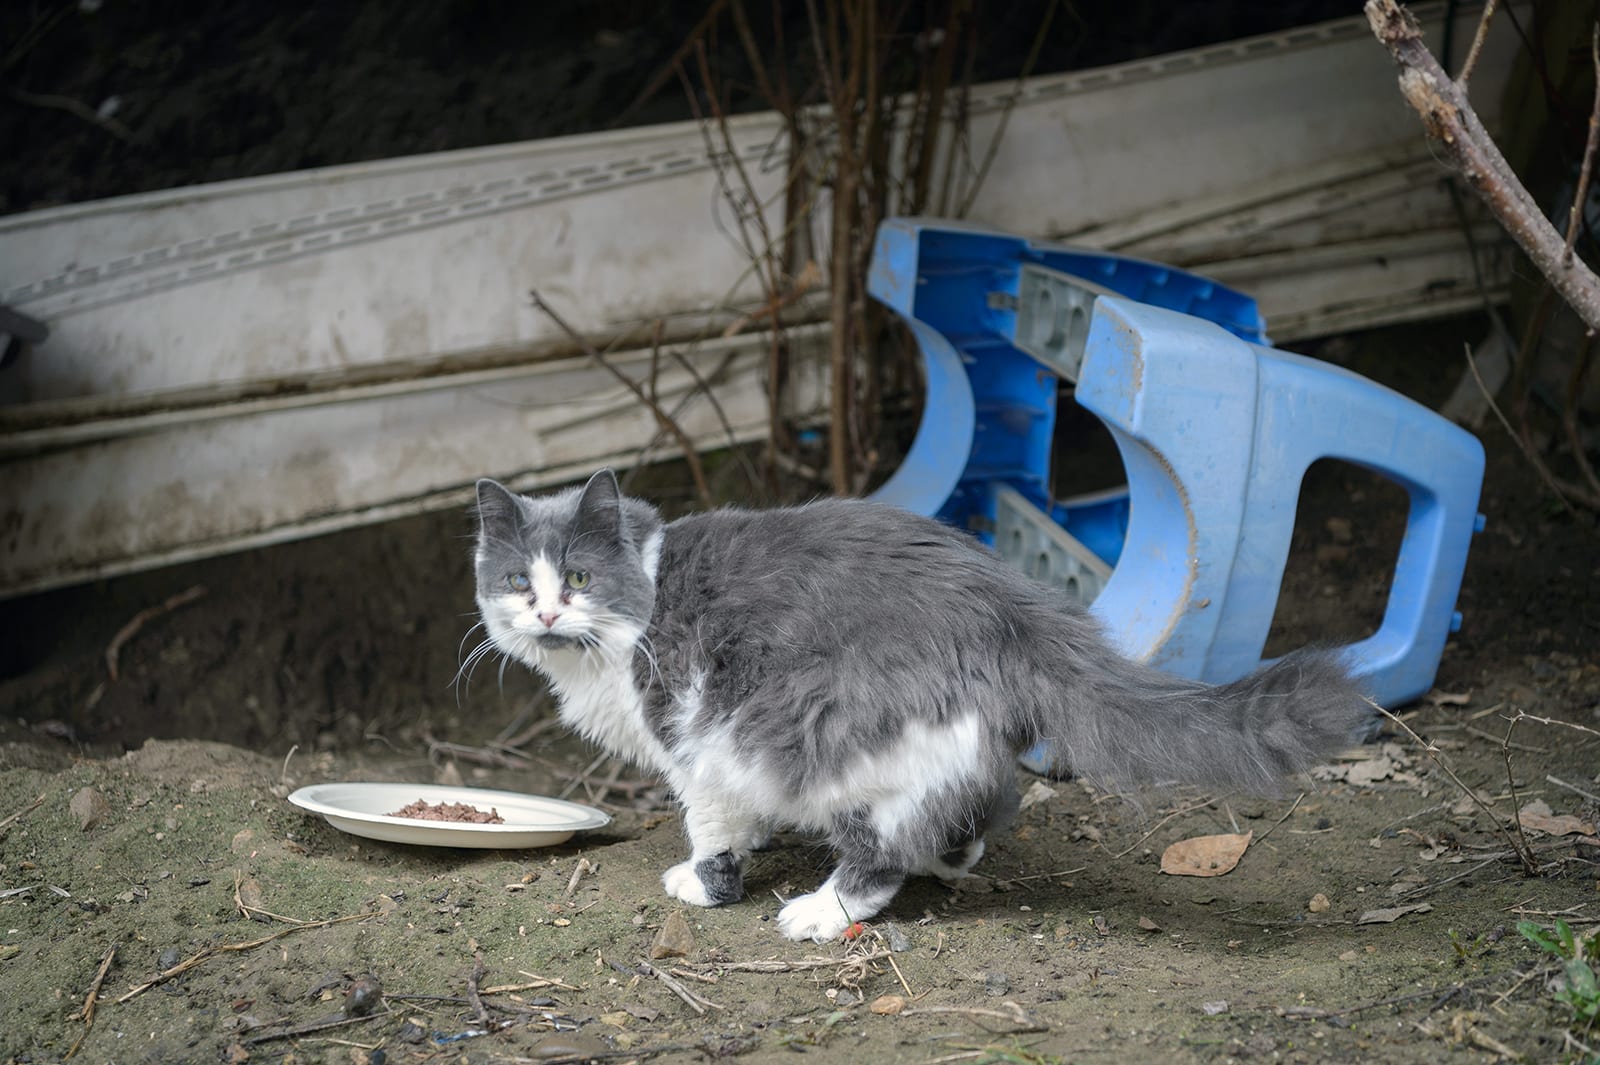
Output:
[4, 3, 1600, 1063]
[2, 317, 1599, 1065]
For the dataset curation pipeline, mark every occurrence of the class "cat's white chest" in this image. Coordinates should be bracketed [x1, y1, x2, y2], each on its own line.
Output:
[538, 648, 671, 775]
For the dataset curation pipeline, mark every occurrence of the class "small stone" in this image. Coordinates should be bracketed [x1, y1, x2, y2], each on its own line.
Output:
[1308, 893, 1331, 913]
[869, 994, 906, 1015]
[833, 988, 860, 1007]
[1201, 1000, 1230, 1015]
[343, 975, 383, 1016]
[649, 909, 694, 959]
[70, 787, 113, 831]
[236, 877, 270, 921]
[883, 923, 912, 952]
[157, 947, 182, 971]
[983, 971, 1009, 997]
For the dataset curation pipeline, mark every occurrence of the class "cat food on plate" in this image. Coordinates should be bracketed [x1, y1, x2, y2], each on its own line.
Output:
[388, 799, 505, 823]
[287, 782, 608, 848]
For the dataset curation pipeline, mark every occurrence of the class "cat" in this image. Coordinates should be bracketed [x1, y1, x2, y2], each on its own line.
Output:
[471, 469, 1371, 942]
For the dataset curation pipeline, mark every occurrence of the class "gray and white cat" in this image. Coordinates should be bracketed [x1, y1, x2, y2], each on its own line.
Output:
[472, 470, 1369, 941]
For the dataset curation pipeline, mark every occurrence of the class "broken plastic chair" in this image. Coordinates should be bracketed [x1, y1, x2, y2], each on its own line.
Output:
[864, 218, 1485, 734]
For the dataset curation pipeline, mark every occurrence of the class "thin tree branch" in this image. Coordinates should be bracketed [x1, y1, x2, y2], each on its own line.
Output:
[1366, 0, 1600, 334]
[8, 87, 133, 142]
[528, 289, 713, 507]
[1464, 341, 1597, 514]
[1455, 0, 1500, 85]
[1564, 24, 1600, 268]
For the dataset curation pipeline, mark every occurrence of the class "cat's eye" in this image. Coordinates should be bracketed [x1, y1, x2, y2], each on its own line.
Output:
[565, 570, 590, 591]
[507, 572, 531, 593]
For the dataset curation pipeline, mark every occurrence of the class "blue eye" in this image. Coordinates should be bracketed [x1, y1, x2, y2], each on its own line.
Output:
[508, 572, 531, 592]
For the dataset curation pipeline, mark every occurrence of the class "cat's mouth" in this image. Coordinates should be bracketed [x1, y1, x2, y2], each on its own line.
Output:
[533, 632, 584, 650]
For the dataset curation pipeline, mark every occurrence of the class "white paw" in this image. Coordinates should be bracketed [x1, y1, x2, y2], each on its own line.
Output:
[776, 891, 853, 942]
[662, 861, 713, 907]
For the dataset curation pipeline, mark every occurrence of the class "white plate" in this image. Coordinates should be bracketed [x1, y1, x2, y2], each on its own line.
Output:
[287, 782, 610, 849]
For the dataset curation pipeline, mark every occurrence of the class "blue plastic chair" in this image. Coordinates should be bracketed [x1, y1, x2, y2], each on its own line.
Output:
[864, 217, 1485, 718]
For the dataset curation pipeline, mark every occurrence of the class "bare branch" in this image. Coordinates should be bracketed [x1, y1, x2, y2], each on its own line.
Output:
[529, 289, 713, 508]
[1564, 24, 1600, 268]
[1455, 0, 1499, 85]
[1366, 0, 1600, 334]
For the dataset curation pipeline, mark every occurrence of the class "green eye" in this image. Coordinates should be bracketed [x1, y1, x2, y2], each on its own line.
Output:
[565, 570, 590, 591]
[508, 572, 531, 592]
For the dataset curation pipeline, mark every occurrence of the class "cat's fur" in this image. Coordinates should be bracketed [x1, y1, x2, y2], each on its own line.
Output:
[473, 470, 1371, 941]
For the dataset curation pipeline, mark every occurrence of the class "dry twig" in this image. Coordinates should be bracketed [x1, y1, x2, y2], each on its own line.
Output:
[1368, 0, 1600, 331]
[685, 948, 891, 974]
[7, 87, 133, 142]
[467, 951, 490, 1027]
[1464, 341, 1595, 513]
[104, 585, 207, 681]
[1565, 25, 1600, 267]
[232, 870, 306, 925]
[564, 857, 594, 898]
[1367, 698, 1539, 875]
[637, 959, 722, 1013]
[115, 911, 376, 1002]
[0, 792, 46, 839]
[528, 289, 712, 507]
[1110, 796, 1221, 859]
[899, 1000, 1047, 1033]
[242, 1011, 392, 1046]
[64, 945, 117, 1059]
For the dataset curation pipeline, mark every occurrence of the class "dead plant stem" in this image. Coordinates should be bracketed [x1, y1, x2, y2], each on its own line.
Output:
[529, 289, 711, 507]
[1367, 698, 1538, 875]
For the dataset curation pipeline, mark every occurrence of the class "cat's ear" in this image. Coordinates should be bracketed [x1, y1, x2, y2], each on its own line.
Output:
[574, 468, 623, 540]
[475, 478, 522, 536]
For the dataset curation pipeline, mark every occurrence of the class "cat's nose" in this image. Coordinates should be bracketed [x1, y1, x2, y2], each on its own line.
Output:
[537, 611, 559, 628]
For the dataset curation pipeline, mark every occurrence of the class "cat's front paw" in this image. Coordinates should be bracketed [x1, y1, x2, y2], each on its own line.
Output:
[662, 861, 714, 907]
[775, 891, 852, 942]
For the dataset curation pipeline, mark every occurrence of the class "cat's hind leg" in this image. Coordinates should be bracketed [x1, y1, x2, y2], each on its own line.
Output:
[662, 793, 767, 907]
[911, 837, 986, 880]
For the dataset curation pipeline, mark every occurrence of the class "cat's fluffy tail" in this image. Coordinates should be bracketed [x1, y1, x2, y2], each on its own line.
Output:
[1034, 648, 1374, 793]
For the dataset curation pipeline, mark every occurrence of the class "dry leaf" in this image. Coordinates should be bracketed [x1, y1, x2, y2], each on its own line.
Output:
[1137, 915, 1161, 932]
[1357, 902, 1433, 925]
[1159, 832, 1253, 878]
[1344, 756, 1397, 787]
[1516, 799, 1596, 837]
[869, 994, 906, 1015]
[1018, 780, 1057, 811]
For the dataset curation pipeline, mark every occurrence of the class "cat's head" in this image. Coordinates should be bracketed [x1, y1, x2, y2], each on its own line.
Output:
[473, 469, 662, 663]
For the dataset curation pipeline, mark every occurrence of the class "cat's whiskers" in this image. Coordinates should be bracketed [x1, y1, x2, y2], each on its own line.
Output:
[452, 631, 502, 700]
